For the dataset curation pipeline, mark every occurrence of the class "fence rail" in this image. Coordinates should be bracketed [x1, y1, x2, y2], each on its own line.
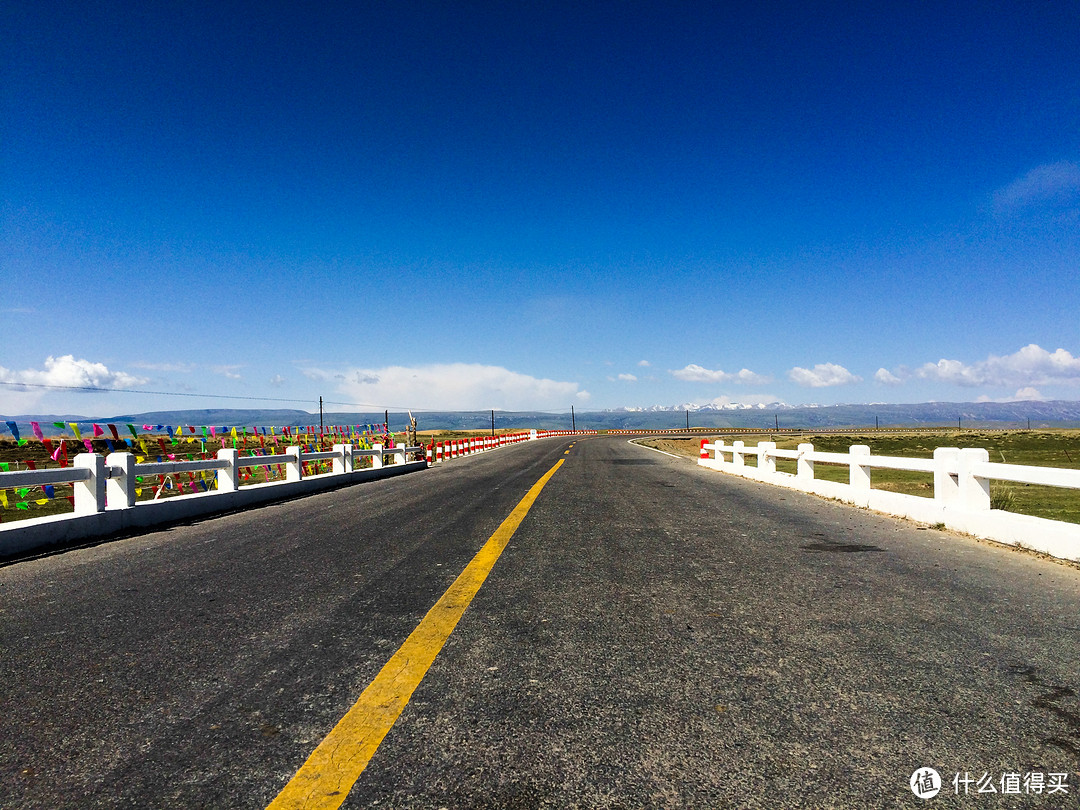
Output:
[698, 439, 1080, 563]
[1, 443, 422, 518]
[1, 429, 596, 557]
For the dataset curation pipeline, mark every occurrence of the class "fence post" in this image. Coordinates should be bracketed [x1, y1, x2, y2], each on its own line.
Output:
[957, 448, 990, 511]
[850, 445, 872, 492]
[797, 443, 815, 480]
[933, 447, 960, 504]
[285, 446, 303, 481]
[105, 451, 137, 508]
[217, 448, 239, 491]
[758, 442, 777, 475]
[371, 443, 383, 469]
[732, 440, 745, 468]
[699, 439, 709, 461]
[714, 439, 726, 464]
[73, 453, 106, 514]
[332, 444, 349, 474]
[395, 444, 406, 466]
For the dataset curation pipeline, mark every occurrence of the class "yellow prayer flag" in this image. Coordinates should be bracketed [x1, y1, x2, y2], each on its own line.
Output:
[69, 423, 82, 440]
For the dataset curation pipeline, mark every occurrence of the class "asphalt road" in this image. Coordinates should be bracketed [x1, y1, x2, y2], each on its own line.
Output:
[2, 436, 1079, 808]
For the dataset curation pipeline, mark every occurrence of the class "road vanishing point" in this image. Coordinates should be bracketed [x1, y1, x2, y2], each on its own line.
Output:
[2, 435, 1079, 808]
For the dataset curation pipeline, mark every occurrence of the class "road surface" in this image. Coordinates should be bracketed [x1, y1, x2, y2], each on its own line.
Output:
[2, 436, 1079, 808]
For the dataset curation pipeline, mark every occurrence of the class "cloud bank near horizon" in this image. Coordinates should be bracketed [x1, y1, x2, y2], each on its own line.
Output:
[301, 363, 590, 412]
[3, 343, 1080, 415]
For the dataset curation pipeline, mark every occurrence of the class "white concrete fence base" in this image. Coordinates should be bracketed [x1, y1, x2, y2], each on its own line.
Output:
[0, 443, 427, 558]
[698, 439, 1080, 563]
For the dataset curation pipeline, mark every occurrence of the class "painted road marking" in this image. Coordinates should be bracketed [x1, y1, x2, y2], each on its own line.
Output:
[266, 458, 565, 810]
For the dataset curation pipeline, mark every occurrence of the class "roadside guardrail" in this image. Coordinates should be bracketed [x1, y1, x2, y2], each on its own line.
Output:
[698, 439, 1080, 562]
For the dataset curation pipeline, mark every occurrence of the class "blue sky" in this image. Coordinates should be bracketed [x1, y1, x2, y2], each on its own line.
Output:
[3, 2, 1079, 415]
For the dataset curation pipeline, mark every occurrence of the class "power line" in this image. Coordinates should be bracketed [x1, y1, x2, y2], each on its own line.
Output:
[0, 380, 314, 404]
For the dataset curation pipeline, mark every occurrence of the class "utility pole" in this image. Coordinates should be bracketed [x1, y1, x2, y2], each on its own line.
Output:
[491, 409, 495, 437]
[319, 396, 324, 436]
[775, 414, 779, 430]
[686, 410, 690, 431]
[571, 405, 576, 432]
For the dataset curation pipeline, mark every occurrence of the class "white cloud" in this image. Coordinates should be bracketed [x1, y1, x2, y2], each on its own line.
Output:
[917, 344, 1080, 388]
[301, 368, 344, 382]
[212, 365, 244, 380]
[637, 360, 651, 367]
[874, 368, 903, 385]
[617, 373, 637, 382]
[670, 364, 770, 384]
[302, 362, 587, 411]
[269, 374, 286, 386]
[0, 355, 149, 413]
[788, 363, 862, 388]
[0, 355, 148, 390]
[1012, 387, 1043, 401]
[992, 161, 1080, 213]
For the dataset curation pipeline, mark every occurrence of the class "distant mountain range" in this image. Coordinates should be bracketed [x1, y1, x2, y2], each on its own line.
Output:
[4, 400, 1080, 433]
[608, 400, 1080, 429]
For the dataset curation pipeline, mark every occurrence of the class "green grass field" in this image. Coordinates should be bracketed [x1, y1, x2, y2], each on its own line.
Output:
[647, 430, 1080, 525]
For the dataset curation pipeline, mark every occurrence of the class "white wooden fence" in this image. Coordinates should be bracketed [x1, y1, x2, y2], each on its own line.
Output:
[698, 439, 1080, 562]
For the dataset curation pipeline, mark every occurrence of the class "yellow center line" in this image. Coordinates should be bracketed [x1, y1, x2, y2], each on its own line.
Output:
[266, 458, 565, 810]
